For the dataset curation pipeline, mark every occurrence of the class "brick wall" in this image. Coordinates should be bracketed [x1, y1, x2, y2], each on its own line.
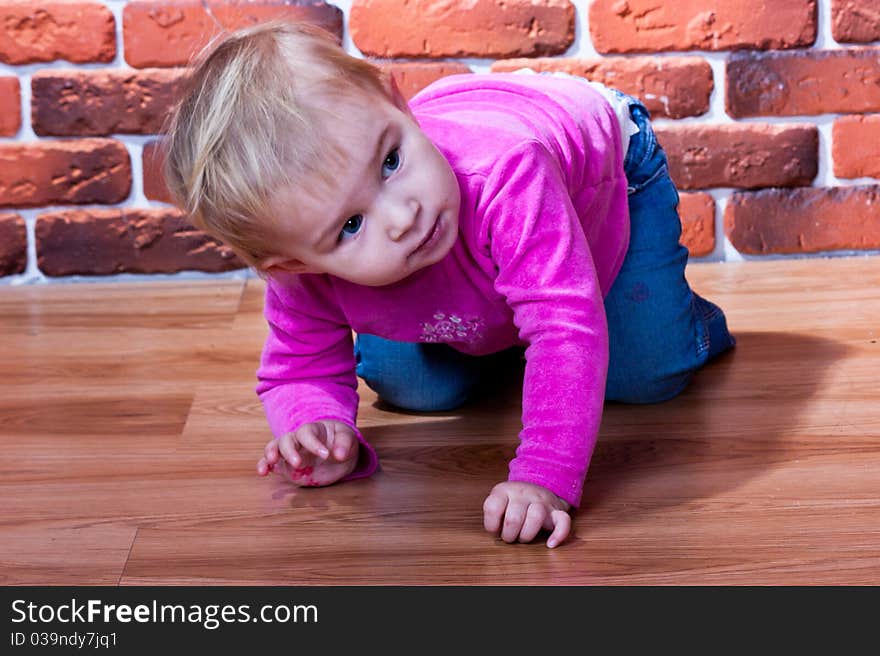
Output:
[0, 0, 878, 281]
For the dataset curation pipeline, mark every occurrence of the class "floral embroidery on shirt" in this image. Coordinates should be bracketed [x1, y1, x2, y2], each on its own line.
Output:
[421, 312, 484, 344]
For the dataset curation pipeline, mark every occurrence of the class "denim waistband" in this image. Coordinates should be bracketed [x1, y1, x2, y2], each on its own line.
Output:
[616, 98, 656, 180]
[568, 80, 651, 175]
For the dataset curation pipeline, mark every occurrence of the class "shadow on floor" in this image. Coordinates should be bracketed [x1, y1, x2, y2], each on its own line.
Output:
[582, 331, 852, 518]
[353, 331, 850, 539]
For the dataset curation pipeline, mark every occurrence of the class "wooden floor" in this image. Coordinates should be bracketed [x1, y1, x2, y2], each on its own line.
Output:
[1, 256, 879, 585]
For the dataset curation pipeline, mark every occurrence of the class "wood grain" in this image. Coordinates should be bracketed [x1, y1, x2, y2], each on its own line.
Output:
[1, 259, 879, 585]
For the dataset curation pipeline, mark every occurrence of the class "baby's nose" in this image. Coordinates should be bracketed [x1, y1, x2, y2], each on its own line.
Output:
[387, 199, 420, 240]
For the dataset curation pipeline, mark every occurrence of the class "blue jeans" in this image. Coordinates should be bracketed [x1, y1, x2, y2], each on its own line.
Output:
[354, 95, 735, 411]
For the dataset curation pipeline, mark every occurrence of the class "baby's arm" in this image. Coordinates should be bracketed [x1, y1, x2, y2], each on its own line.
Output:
[256, 275, 379, 485]
[481, 143, 624, 547]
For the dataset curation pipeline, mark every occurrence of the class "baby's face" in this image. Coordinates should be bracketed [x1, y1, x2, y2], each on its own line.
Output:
[264, 90, 461, 286]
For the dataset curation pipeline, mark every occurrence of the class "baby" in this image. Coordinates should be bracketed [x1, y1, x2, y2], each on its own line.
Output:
[164, 21, 735, 548]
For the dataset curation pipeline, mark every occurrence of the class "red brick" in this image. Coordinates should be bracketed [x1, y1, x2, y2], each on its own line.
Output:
[0, 140, 131, 208]
[351, 0, 574, 59]
[832, 0, 880, 43]
[656, 124, 818, 190]
[678, 192, 715, 257]
[36, 208, 243, 276]
[589, 0, 816, 53]
[123, 1, 343, 68]
[0, 212, 26, 276]
[0, 76, 20, 136]
[143, 140, 175, 204]
[0, 2, 115, 64]
[383, 62, 472, 101]
[31, 69, 187, 137]
[725, 186, 880, 254]
[727, 49, 880, 118]
[492, 56, 713, 119]
[833, 115, 880, 179]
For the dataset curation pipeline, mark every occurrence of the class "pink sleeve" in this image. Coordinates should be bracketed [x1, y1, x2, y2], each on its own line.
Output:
[483, 143, 624, 507]
[256, 274, 378, 480]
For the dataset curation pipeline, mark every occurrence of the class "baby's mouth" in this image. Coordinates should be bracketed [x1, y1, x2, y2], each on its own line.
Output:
[413, 214, 440, 253]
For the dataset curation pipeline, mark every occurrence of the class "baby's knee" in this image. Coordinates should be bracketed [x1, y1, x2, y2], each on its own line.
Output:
[366, 377, 471, 412]
[356, 354, 473, 411]
[605, 369, 693, 404]
[354, 334, 479, 412]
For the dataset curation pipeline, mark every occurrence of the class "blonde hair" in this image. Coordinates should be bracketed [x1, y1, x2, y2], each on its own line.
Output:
[163, 20, 391, 269]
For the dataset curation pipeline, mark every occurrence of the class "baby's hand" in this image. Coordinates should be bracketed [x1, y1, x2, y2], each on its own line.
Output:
[256, 420, 359, 487]
[483, 481, 572, 548]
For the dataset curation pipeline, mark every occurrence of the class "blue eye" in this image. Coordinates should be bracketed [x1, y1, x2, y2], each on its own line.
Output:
[382, 148, 400, 177]
[338, 214, 364, 242]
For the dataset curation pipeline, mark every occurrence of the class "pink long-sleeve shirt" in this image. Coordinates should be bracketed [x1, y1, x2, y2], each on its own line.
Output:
[256, 72, 630, 507]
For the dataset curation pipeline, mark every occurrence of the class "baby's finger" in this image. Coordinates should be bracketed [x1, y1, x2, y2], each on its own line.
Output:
[546, 509, 571, 549]
[330, 426, 356, 461]
[263, 438, 280, 465]
[295, 424, 330, 460]
[501, 501, 527, 543]
[518, 503, 548, 543]
[483, 492, 508, 534]
[256, 456, 271, 476]
[275, 458, 293, 480]
[322, 422, 338, 458]
[277, 433, 303, 468]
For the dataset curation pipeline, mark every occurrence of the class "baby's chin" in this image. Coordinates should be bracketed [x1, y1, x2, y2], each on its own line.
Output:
[356, 258, 443, 287]
[342, 267, 416, 287]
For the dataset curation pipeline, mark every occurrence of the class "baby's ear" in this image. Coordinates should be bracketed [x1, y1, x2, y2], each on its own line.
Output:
[386, 73, 412, 116]
[257, 255, 315, 276]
